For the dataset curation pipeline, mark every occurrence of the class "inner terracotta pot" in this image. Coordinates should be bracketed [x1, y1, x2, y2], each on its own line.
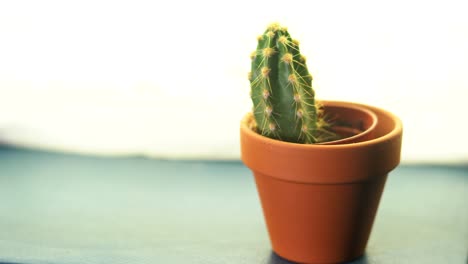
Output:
[240, 101, 403, 264]
[318, 102, 378, 145]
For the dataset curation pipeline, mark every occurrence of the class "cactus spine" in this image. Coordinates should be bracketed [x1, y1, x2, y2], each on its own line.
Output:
[249, 23, 323, 144]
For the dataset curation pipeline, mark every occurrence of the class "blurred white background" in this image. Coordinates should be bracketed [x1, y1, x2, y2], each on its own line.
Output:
[0, 0, 467, 163]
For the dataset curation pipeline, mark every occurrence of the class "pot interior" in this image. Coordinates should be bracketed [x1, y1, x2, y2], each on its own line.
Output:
[317, 103, 377, 145]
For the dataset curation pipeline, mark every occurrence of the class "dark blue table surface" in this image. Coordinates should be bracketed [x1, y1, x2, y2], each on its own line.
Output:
[0, 147, 467, 264]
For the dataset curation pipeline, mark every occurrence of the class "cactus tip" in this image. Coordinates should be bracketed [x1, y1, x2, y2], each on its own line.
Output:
[268, 22, 288, 33]
[267, 22, 281, 32]
[266, 31, 275, 38]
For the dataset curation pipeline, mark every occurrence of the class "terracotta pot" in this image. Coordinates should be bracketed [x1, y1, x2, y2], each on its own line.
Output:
[240, 101, 403, 264]
[318, 102, 378, 145]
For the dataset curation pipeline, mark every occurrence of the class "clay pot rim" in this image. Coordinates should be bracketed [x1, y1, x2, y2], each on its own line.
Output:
[241, 100, 403, 185]
[242, 100, 402, 149]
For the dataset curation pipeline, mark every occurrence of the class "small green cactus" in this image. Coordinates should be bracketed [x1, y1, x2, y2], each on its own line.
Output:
[249, 23, 334, 144]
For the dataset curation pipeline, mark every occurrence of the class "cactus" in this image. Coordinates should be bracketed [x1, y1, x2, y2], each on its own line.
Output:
[249, 23, 333, 144]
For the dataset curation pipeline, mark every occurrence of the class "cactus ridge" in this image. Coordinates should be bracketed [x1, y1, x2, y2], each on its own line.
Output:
[249, 23, 322, 144]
